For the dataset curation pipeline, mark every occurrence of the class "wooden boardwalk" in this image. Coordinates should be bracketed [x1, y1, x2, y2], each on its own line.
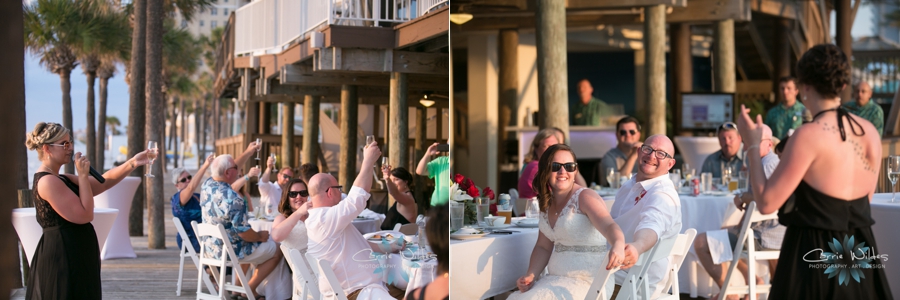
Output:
[13, 173, 226, 300]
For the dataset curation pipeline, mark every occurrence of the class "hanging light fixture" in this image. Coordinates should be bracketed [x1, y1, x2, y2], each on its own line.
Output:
[450, 5, 473, 25]
[419, 93, 435, 107]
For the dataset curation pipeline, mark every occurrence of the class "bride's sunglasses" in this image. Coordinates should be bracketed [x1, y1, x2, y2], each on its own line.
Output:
[551, 162, 578, 172]
[288, 190, 309, 198]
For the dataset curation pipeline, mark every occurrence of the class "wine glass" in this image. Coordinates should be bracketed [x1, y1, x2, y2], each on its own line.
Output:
[889, 156, 900, 203]
[366, 135, 375, 148]
[145, 141, 158, 177]
[254, 138, 262, 162]
[606, 167, 616, 188]
[270, 153, 277, 173]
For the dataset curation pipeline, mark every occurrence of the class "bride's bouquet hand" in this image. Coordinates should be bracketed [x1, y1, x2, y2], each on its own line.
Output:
[607, 243, 627, 270]
[516, 273, 535, 293]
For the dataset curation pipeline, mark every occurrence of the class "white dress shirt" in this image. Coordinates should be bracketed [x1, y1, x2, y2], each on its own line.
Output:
[306, 186, 388, 298]
[258, 181, 281, 216]
[609, 174, 682, 297]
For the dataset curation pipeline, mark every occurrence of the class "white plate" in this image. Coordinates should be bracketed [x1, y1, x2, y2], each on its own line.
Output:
[515, 221, 540, 228]
[483, 223, 511, 230]
[450, 232, 488, 240]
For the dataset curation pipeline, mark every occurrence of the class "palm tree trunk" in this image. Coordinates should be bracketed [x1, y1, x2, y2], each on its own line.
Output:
[85, 71, 97, 166]
[146, 0, 165, 249]
[181, 98, 187, 167]
[128, 0, 147, 237]
[194, 96, 201, 166]
[2, 0, 27, 288]
[60, 70, 74, 174]
[96, 75, 109, 171]
[213, 97, 220, 140]
[170, 96, 179, 168]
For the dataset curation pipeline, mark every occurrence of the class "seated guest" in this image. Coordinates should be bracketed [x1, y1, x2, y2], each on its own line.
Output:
[518, 128, 587, 201]
[298, 163, 319, 185]
[702, 122, 743, 178]
[609, 135, 683, 299]
[171, 154, 214, 252]
[271, 178, 311, 251]
[416, 143, 450, 206]
[201, 154, 284, 300]
[600, 116, 642, 186]
[842, 81, 884, 136]
[694, 125, 784, 300]
[380, 166, 417, 230]
[306, 141, 405, 299]
[404, 204, 449, 300]
[259, 155, 295, 216]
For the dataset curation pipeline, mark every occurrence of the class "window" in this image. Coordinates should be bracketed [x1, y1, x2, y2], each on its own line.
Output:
[211, 7, 218, 15]
[211, 21, 218, 28]
[224, 8, 229, 15]
[200, 20, 205, 26]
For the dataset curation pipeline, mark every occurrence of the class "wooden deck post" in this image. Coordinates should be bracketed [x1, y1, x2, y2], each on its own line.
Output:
[415, 105, 427, 212]
[535, 0, 569, 136]
[389, 72, 408, 207]
[836, 0, 852, 103]
[302, 95, 320, 166]
[715, 19, 736, 94]
[339, 85, 359, 190]
[646, 4, 667, 136]
[281, 101, 294, 169]
[499, 29, 518, 177]
[672, 22, 692, 134]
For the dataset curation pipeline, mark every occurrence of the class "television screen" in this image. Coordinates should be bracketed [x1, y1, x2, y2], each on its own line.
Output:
[680, 93, 734, 130]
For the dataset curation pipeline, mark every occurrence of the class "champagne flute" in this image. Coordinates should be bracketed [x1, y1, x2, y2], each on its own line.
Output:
[606, 167, 616, 188]
[376, 156, 388, 181]
[270, 153, 277, 173]
[889, 156, 900, 203]
[145, 141, 158, 177]
[366, 135, 375, 148]
[254, 138, 262, 162]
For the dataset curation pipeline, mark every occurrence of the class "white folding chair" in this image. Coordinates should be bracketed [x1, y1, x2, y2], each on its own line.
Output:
[194, 221, 257, 300]
[280, 245, 320, 300]
[393, 223, 418, 235]
[582, 254, 621, 300]
[615, 233, 680, 300]
[657, 229, 698, 300]
[720, 202, 778, 300]
[306, 252, 349, 300]
[173, 218, 217, 296]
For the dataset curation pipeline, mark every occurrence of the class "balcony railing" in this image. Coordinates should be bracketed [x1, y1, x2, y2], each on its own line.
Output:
[234, 0, 446, 56]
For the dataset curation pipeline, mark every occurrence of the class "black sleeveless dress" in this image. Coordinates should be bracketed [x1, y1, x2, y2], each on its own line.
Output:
[769, 108, 893, 299]
[380, 203, 412, 231]
[26, 172, 102, 300]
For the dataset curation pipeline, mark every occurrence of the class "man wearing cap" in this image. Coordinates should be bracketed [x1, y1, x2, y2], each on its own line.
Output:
[765, 76, 811, 139]
[842, 81, 884, 137]
[701, 122, 743, 178]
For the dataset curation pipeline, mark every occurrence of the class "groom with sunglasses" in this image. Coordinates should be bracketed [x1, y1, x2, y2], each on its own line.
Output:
[600, 116, 642, 186]
[608, 134, 683, 299]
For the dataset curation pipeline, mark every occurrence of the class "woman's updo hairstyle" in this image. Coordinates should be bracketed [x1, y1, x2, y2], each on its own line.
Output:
[796, 44, 851, 99]
[25, 122, 70, 158]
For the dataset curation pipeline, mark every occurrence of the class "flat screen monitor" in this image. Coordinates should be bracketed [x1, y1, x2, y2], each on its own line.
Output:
[680, 93, 734, 130]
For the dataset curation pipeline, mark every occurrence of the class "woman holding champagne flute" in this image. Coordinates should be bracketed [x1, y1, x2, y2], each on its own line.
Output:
[24, 122, 151, 298]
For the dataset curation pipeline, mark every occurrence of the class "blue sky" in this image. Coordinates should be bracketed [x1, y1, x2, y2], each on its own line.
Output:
[25, 5, 880, 133]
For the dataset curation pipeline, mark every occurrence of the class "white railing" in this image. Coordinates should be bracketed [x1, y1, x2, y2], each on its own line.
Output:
[236, 0, 432, 56]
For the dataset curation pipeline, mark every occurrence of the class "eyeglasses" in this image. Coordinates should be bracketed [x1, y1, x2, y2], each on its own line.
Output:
[281, 174, 292, 180]
[619, 129, 637, 136]
[327, 186, 343, 194]
[716, 122, 738, 136]
[288, 190, 309, 198]
[551, 162, 578, 172]
[47, 141, 72, 151]
[640, 145, 672, 160]
[178, 175, 193, 183]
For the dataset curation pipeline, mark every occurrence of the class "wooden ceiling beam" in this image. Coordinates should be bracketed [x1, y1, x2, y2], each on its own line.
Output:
[280, 64, 448, 90]
[314, 47, 449, 75]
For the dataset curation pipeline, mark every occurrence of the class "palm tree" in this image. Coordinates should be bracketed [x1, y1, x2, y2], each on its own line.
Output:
[96, 58, 118, 171]
[127, 0, 147, 237]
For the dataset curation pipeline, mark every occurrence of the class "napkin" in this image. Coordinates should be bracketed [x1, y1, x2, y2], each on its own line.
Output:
[707, 229, 733, 264]
[359, 209, 386, 223]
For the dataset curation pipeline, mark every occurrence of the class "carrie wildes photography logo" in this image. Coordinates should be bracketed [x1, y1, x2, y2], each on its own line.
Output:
[350, 238, 435, 285]
[803, 235, 889, 286]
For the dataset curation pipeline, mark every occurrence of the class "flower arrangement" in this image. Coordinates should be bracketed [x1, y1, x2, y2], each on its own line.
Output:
[450, 174, 497, 224]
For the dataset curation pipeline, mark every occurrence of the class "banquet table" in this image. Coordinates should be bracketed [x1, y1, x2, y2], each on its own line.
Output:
[868, 193, 900, 299]
[449, 226, 540, 299]
[351, 218, 380, 234]
[94, 176, 141, 260]
[375, 247, 439, 298]
[248, 218, 274, 231]
[13, 207, 119, 264]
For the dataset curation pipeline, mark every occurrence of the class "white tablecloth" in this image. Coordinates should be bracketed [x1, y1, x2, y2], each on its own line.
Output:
[449, 227, 540, 299]
[12, 207, 119, 264]
[376, 247, 438, 297]
[676, 194, 743, 297]
[94, 176, 141, 260]
[352, 218, 380, 234]
[249, 219, 274, 231]
[869, 193, 900, 299]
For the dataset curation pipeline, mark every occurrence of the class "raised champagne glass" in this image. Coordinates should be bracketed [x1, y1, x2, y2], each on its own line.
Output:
[254, 138, 262, 165]
[145, 141, 158, 177]
[889, 156, 900, 203]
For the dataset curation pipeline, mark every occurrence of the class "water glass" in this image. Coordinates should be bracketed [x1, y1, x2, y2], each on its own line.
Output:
[738, 171, 749, 193]
[525, 197, 540, 219]
[475, 197, 490, 226]
[606, 168, 616, 188]
[700, 172, 713, 194]
[450, 202, 464, 231]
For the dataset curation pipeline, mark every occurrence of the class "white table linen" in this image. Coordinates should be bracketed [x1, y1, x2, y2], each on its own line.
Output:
[12, 207, 118, 264]
[94, 176, 141, 260]
[352, 218, 380, 234]
[249, 219, 274, 231]
[869, 193, 900, 300]
[449, 227, 540, 299]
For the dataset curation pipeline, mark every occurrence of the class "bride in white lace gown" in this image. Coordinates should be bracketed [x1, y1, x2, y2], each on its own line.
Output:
[509, 144, 631, 300]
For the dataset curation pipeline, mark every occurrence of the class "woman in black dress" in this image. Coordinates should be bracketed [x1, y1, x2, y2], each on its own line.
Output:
[736, 45, 892, 299]
[380, 166, 418, 230]
[25, 122, 149, 299]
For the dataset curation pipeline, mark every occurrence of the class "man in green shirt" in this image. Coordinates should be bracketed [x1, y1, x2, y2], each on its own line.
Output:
[842, 81, 884, 136]
[416, 143, 449, 206]
[571, 79, 614, 126]
[765, 76, 811, 139]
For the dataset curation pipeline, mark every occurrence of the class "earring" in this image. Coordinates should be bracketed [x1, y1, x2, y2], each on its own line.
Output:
[803, 95, 807, 101]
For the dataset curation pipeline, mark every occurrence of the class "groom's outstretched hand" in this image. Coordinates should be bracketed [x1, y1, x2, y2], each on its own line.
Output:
[621, 244, 640, 269]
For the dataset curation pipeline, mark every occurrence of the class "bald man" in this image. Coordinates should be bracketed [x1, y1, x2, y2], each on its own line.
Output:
[608, 134, 683, 299]
[305, 142, 405, 300]
[571, 79, 614, 126]
[843, 81, 884, 136]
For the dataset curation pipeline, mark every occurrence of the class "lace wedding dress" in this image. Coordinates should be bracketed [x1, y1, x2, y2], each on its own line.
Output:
[508, 188, 612, 299]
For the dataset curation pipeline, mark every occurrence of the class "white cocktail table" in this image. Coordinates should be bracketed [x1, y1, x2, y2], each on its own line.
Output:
[12, 207, 119, 264]
[95, 176, 141, 259]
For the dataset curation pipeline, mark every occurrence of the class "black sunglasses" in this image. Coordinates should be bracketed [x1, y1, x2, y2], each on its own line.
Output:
[618, 129, 637, 136]
[288, 190, 309, 198]
[178, 175, 193, 183]
[551, 162, 578, 172]
[326, 185, 343, 194]
[282, 174, 292, 180]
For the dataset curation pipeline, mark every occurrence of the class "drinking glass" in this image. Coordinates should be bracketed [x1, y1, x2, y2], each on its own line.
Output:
[450, 202, 465, 231]
[682, 163, 693, 181]
[254, 138, 262, 168]
[475, 197, 490, 226]
[270, 153, 277, 173]
[525, 197, 540, 219]
[145, 141, 158, 177]
[700, 172, 713, 194]
[889, 156, 900, 203]
[606, 167, 616, 188]
[366, 135, 375, 148]
[722, 164, 733, 185]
